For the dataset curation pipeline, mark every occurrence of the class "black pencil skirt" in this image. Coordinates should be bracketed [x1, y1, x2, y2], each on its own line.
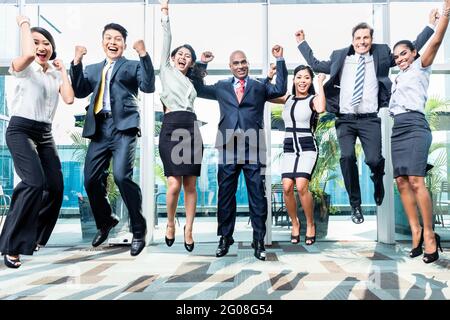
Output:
[391, 111, 432, 178]
[159, 111, 203, 177]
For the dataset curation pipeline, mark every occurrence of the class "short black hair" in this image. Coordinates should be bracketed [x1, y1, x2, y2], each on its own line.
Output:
[352, 22, 374, 39]
[102, 23, 128, 42]
[30, 27, 57, 60]
[292, 64, 315, 95]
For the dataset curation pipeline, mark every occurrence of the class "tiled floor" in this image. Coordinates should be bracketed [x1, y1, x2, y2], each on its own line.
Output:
[0, 240, 449, 300]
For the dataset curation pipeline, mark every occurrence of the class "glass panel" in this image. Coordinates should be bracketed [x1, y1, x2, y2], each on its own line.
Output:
[0, 5, 18, 63]
[269, 3, 377, 242]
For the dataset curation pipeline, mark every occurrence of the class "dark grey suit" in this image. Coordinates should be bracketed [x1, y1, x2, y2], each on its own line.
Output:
[70, 54, 155, 236]
[298, 26, 434, 208]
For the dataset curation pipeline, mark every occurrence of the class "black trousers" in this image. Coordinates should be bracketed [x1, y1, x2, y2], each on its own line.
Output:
[217, 139, 267, 241]
[0, 116, 63, 256]
[84, 117, 146, 237]
[335, 116, 385, 208]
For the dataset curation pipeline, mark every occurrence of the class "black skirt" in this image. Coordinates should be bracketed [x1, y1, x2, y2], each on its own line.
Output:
[391, 111, 432, 178]
[159, 111, 203, 177]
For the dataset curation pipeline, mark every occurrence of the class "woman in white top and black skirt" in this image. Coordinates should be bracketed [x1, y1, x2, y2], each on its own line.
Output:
[390, 0, 449, 264]
[0, 16, 74, 268]
[270, 65, 326, 245]
[159, 1, 214, 252]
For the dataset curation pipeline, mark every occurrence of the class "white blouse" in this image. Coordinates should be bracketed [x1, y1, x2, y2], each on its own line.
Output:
[9, 61, 62, 124]
[389, 57, 431, 116]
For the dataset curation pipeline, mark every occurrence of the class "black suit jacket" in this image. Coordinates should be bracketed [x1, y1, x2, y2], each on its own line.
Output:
[70, 54, 155, 138]
[298, 26, 434, 114]
[193, 59, 288, 148]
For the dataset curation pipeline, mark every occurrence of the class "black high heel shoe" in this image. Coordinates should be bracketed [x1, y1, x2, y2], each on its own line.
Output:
[409, 228, 424, 258]
[184, 225, 194, 252]
[165, 225, 175, 247]
[4, 255, 21, 269]
[305, 224, 316, 246]
[423, 233, 443, 264]
[290, 222, 300, 244]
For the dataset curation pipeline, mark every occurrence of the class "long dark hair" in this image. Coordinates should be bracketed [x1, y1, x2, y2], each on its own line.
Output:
[171, 44, 204, 82]
[30, 27, 56, 60]
[292, 65, 315, 96]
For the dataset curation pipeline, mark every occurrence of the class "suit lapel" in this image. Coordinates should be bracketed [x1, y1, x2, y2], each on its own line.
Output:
[372, 45, 379, 75]
[227, 78, 239, 107]
[241, 78, 252, 104]
[110, 57, 126, 82]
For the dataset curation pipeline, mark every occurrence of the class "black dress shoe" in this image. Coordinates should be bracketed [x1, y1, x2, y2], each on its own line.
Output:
[251, 240, 266, 261]
[165, 225, 175, 247]
[91, 216, 119, 247]
[371, 174, 385, 206]
[351, 206, 364, 224]
[130, 236, 146, 256]
[184, 225, 194, 252]
[216, 236, 234, 257]
[4, 255, 21, 269]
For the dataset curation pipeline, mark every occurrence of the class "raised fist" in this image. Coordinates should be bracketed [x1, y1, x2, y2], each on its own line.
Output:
[272, 45, 283, 58]
[295, 30, 305, 43]
[74, 45, 87, 65]
[133, 40, 147, 57]
[201, 51, 215, 63]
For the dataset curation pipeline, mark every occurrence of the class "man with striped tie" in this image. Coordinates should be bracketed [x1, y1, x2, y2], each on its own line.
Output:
[296, 13, 437, 224]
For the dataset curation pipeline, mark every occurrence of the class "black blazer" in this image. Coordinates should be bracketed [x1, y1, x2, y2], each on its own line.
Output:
[194, 59, 288, 148]
[298, 26, 434, 114]
[70, 54, 155, 138]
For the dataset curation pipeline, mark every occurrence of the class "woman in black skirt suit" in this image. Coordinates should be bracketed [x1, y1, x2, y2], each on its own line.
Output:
[159, 1, 214, 251]
[390, 1, 449, 263]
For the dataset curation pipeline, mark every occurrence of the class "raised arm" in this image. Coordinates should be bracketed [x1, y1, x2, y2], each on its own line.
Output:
[160, 0, 171, 70]
[421, 1, 450, 68]
[70, 45, 93, 98]
[296, 30, 332, 74]
[192, 51, 218, 100]
[11, 16, 35, 73]
[53, 59, 74, 104]
[312, 73, 326, 114]
[266, 45, 288, 100]
[133, 40, 156, 93]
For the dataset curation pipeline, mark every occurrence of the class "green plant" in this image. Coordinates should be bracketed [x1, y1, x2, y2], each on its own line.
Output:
[424, 96, 449, 197]
[270, 106, 341, 215]
[70, 128, 120, 205]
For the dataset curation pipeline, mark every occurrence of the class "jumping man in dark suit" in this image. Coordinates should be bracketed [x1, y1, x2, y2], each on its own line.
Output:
[70, 23, 155, 256]
[194, 46, 287, 260]
[296, 12, 437, 224]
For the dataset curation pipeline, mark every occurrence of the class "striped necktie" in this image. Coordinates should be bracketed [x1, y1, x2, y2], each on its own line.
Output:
[350, 55, 365, 112]
[236, 79, 245, 104]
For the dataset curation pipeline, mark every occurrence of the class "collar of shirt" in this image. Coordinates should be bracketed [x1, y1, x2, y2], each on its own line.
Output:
[31, 61, 59, 74]
[353, 52, 372, 63]
[233, 76, 248, 89]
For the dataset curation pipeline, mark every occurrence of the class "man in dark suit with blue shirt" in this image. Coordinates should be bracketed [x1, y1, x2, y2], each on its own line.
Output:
[194, 46, 287, 260]
[70, 23, 155, 256]
[296, 13, 437, 224]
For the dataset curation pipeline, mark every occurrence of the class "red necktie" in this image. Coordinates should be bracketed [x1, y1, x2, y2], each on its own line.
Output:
[236, 79, 245, 104]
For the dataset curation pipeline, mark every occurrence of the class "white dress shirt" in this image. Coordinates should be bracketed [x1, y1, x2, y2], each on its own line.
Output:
[9, 61, 62, 124]
[389, 57, 431, 116]
[339, 52, 379, 114]
[101, 60, 115, 113]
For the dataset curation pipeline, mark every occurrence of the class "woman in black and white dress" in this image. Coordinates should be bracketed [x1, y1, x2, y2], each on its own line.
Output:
[270, 65, 326, 245]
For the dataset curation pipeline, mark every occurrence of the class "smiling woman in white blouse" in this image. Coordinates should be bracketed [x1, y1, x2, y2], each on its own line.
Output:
[158, 0, 214, 252]
[0, 15, 74, 268]
[390, 0, 449, 264]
